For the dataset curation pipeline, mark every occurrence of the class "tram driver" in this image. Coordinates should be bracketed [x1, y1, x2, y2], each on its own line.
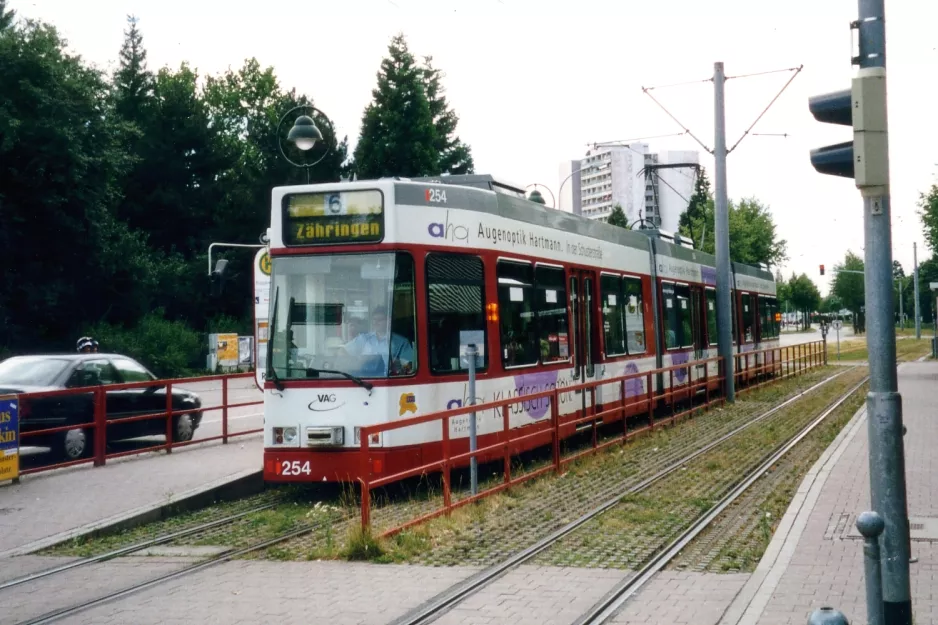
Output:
[341, 306, 414, 376]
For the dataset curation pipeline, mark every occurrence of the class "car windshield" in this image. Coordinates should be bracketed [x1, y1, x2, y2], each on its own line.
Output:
[0, 357, 70, 386]
[268, 252, 416, 380]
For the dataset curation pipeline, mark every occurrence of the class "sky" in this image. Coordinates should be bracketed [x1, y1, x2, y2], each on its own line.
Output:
[12, 0, 938, 295]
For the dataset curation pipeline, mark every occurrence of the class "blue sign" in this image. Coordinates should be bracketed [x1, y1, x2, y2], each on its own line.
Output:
[0, 396, 19, 481]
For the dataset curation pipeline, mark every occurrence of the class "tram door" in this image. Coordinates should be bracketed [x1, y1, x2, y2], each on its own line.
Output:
[568, 270, 598, 418]
[690, 287, 707, 389]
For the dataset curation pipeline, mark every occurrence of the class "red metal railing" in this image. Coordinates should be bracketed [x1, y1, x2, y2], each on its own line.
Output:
[358, 343, 827, 535]
[734, 340, 825, 394]
[16, 372, 262, 476]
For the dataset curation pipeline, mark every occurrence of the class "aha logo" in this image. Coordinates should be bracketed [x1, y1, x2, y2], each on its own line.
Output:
[308, 393, 344, 412]
[427, 210, 469, 244]
[399, 392, 417, 416]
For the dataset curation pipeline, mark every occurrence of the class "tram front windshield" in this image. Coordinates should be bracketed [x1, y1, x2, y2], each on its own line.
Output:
[268, 253, 417, 381]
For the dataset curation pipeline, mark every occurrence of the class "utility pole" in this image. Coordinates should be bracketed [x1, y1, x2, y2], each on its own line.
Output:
[914, 242, 921, 339]
[857, 1, 912, 618]
[641, 63, 802, 403]
[808, 0, 911, 621]
[713, 62, 734, 402]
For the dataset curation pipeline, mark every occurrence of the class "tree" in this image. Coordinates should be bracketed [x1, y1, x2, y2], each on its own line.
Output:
[0, 20, 157, 348]
[112, 15, 151, 122]
[606, 203, 629, 228]
[917, 179, 938, 253]
[353, 34, 438, 179]
[679, 167, 710, 244]
[678, 196, 788, 267]
[422, 55, 473, 175]
[832, 251, 865, 332]
[0, 0, 14, 31]
[788, 274, 821, 330]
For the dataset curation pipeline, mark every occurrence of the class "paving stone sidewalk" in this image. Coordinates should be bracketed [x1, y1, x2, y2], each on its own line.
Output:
[0, 437, 262, 557]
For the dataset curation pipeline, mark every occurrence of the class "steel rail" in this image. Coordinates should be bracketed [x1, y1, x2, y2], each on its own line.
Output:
[0, 503, 278, 591]
[15, 512, 349, 625]
[575, 375, 870, 625]
[390, 367, 857, 625]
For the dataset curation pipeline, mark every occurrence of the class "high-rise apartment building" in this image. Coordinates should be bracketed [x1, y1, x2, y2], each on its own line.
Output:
[557, 145, 700, 232]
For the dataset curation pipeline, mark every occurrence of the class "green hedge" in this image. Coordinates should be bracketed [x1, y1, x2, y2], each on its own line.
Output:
[90, 310, 203, 379]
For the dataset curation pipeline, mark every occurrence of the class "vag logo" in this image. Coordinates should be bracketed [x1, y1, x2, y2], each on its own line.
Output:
[308, 394, 344, 412]
[428, 210, 469, 244]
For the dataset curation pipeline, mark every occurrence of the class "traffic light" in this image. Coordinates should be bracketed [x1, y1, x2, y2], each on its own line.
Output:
[820, 264, 825, 276]
[808, 68, 889, 189]
[808, 90, 854, 178]
[210, 259, 229, 297]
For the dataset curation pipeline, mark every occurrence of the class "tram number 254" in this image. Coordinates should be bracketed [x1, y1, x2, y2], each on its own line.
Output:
[280, 460, 311, 476]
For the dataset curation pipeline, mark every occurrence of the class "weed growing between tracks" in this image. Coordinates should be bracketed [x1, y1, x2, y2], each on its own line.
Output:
[534, 368, 869, 569]
[667, 380, 869, 573]
[40, 366, 856, 565]
[279, 366, 855, 565]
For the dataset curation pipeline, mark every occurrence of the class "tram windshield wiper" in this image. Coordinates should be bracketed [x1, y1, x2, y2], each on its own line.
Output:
[306, 367, 373, 393]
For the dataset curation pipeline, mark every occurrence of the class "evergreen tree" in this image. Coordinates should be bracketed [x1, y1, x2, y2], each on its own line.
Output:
[422, 55, 473, 175]
[353, 33, 438, 179]
[606, 203, 629, 228]
[0, 0, 14, 32]
[113, 15, 151, 121]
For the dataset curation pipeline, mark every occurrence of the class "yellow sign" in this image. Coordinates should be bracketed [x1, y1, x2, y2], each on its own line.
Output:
[0, 396, 19, 482]
[259, 252, 271, 276]
[217, 333, 239, 365]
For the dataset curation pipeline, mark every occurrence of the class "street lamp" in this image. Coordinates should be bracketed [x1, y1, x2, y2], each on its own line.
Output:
[277, 104, 332, 183]
[525, 183, 555, 207]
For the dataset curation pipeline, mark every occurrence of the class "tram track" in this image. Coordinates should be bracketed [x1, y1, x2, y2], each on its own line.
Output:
[10, 509, 352, 625]
[388, 367, 866, 625]
[6, 368, 860, 625]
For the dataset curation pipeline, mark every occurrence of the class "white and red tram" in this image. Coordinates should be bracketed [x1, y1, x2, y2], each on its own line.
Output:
[259, 175, 779, 483]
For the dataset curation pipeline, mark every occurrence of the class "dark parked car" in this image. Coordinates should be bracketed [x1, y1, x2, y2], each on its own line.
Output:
[0, 354, 203, 460]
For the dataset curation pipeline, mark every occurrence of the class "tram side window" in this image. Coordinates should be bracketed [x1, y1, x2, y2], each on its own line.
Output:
[741, 293, 754, 342]
[705, 289, 718, 346]
[760, 296, 779, 339]
[601, 275, 626, 356]
[623, 277, 646, 354]
[426, 254, 487, 375]
[536, 265, 570, 363]
[497, 261, 539, 367]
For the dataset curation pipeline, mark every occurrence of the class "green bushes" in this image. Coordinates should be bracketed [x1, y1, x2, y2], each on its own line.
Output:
[90, 310, 204, 378]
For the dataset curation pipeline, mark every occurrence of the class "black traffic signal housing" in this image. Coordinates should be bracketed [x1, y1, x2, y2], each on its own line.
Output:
[210, 259, 229, 297]
[820, 264, 825, 276]
[808, 90, 854, 178]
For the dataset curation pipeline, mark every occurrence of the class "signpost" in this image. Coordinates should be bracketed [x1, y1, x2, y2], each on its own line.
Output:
[0, 396, 20, 484]
[832, 319, 844, 360]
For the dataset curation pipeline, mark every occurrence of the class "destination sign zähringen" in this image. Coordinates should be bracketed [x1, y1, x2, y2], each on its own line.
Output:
[283, 189, 384, 246]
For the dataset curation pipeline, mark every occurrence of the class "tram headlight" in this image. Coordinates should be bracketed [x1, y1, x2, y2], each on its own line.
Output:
[283, 427, 298, 443]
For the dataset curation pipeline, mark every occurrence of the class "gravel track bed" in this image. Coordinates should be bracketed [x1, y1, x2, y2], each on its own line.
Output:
[533, 368, 868, 569]
[666, 380, 869, 573]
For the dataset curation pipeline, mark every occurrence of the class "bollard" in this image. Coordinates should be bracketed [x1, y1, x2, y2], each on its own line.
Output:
[856, 511, 885, 625]
[807, 606, 850, 625]
[467, 344, 478, 496]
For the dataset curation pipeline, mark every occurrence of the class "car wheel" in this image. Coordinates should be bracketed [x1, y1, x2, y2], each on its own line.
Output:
[173, 413, 195, 442]
[60, 428, 89, 461]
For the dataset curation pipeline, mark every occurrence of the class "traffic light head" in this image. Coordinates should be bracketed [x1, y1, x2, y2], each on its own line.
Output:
[820, 264, 825, 276]
[808, 90, 854, 179]
[210, 259, 229, 297]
